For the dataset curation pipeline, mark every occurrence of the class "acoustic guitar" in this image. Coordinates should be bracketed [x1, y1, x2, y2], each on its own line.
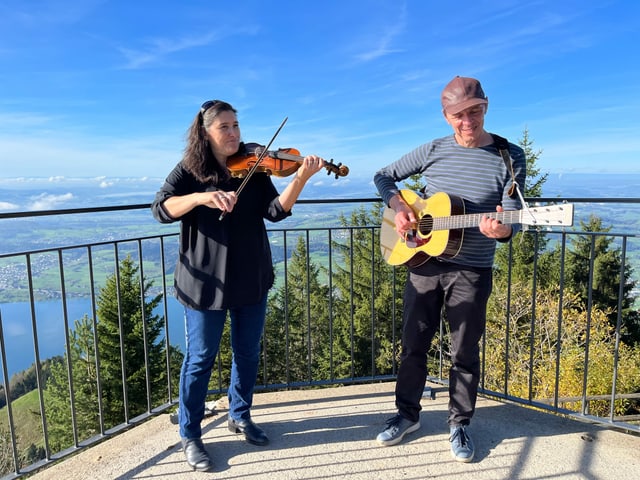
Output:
[380, 190, 574, 267]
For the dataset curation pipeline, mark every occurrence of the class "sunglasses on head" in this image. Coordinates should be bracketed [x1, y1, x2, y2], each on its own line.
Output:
[200, 100, 221, 115]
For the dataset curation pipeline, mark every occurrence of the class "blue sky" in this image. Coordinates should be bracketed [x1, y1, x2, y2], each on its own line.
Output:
[1, 0, 639, 187]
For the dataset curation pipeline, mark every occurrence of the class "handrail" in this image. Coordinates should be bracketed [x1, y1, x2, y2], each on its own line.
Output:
[2, 196, 639, 220]
[0, 196, 639, 478]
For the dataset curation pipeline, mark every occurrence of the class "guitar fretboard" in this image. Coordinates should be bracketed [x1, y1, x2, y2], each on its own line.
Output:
[423, 210, 523, 231]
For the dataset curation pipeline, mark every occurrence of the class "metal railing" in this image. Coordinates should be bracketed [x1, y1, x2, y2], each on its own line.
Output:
[0, 197, 639, 478]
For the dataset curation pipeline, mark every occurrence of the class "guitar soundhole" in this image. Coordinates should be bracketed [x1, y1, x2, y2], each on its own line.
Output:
[417, 215, 433, 236]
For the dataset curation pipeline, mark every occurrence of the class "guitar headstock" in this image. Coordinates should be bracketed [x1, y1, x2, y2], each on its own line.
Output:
[521, 203, 574, 227]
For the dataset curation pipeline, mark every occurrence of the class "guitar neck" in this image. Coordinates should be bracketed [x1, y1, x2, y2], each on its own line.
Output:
[430, 210, 522, 231]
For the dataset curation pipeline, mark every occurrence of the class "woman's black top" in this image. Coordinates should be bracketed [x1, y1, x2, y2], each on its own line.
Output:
[152, 162, 291, 310]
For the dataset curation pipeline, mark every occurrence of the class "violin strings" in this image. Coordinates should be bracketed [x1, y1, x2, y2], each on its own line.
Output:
[234, 117, 288, 198]
[219, 117, 288, 221]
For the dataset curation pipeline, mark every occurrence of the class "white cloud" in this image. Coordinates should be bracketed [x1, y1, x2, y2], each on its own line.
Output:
[0, 201, 19, 211]
[27, 193, 74, 211]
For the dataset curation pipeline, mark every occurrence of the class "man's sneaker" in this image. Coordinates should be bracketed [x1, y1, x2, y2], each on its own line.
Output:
[449, 425, 474, 462]
[376, 414, 420, 446]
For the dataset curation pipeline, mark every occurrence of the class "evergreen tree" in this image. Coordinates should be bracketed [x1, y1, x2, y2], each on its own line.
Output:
[207, 318, 232, 392]
[97, 256, 179, 426]
[483, 130, 640, 413]
[1, 358, 58, 407]
[44, 255, 182, 451]
[565, 215, 640, 344]
[23, 443, 45, 468]
[263, 235, 330, 384]
[402, 173, 427, 193]
[331, 205, 403, 378]
[44, 315, 101, 451]
[493, 128, 555, 288]
[263, 287, 291, 385]
[518, 128, 548, 197]
[95, 255, 174, 424]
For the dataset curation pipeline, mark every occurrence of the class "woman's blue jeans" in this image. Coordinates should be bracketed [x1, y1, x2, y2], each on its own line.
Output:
[178, 295, 267, 439]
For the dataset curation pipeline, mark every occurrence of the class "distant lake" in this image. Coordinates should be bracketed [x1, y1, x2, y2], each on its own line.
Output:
[0, 297, 187, 380]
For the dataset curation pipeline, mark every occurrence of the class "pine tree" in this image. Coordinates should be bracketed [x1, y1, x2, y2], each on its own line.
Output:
[44, 315, 101, 451]
[95, 255, 170, 425]
[493, 128, 555, 288]
[263, 235, 330, 384]
[484, 131, 640, 411]
[565, 215, 640, 344]
[205, 316, 232, 393]
[44, 255, 182, 451]
[331, 205, 403, 378]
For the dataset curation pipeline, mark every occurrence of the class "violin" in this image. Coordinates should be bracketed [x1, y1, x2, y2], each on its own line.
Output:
[227, 144, 349, 179]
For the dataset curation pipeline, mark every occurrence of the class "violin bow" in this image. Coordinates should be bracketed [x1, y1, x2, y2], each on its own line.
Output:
[219, 116, 288, 221]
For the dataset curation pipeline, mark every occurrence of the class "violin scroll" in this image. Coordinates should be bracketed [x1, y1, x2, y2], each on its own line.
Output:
[322, 158, 349, 179]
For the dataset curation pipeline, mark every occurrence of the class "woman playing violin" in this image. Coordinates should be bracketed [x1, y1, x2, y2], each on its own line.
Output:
[151, 100, 324, 472]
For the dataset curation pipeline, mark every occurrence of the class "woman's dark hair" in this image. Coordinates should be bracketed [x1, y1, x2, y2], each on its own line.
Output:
[182, 100, 237, 184]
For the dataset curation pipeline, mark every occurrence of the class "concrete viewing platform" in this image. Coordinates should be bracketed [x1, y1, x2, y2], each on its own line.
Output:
[28, 381, 640, 479]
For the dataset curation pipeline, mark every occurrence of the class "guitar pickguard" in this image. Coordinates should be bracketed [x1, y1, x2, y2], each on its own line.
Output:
[404, 229, 429, 248]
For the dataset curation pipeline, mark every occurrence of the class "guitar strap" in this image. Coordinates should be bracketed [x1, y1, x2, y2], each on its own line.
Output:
[491, 133, 517, 198]
[491, 133, 532, 224]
